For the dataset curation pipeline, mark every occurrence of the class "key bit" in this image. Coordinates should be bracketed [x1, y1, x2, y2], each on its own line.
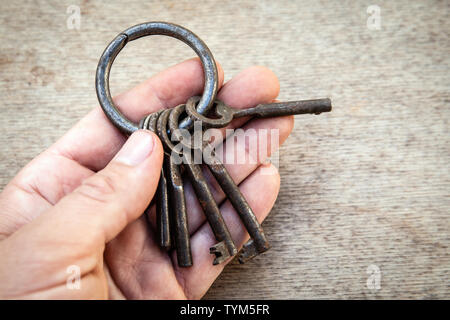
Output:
[210, 241, 235, 265]
[184, 161, 238, 263]
[238, 239, 271, 263]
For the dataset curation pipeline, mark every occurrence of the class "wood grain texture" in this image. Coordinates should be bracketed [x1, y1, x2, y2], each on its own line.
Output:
[0, 0, 448, 299]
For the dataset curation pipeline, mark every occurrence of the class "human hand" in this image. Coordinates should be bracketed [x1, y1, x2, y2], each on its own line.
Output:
[0, 58, 293, 299]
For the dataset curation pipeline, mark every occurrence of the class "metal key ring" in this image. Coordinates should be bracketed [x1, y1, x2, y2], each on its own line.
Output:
[96, 21, 219, 135]
[185, 96, 234, 128]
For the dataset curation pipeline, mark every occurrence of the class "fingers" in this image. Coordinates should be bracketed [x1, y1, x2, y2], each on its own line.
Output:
[0, 152, 94, 239]
[0, 131, 164, 298]
[104, 215, 186, 299]
[9, 131, 163, 249]
[182, 114, 293, 234]
[173, 164, 280, 299]
[216, 66, 280, 135]
[144, 66, 285, 233]
[51, 58, 224, 171]
[202, 66, 281, 146]
[0, 58, 227, 239]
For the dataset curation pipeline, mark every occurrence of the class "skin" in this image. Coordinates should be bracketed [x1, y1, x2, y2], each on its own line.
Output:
[0, 58, 293, 299]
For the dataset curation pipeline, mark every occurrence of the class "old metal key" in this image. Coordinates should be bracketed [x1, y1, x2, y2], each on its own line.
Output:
[96, 21, 333, 267]
[185, 96, 332, 129]
[169, 103, 270, 263]
[155, 110, 193, 267]
[140, 111, 171, 250]
[159, 107, 238, 265]
[206, 154, 270, 263]
[96, 21, 220, 264]
[167, 105, 239, 264]
[174, 97, 332, 261]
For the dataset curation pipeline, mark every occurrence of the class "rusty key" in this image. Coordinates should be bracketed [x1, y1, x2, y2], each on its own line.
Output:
[167, 105, 238, 265]
[140, 111, 171, 250]
[185, 96, 332, 129]
[172, 97, 331, 263]
[96, 22, 333, 268]
[156, 109, 193, 267]
[168, 103, 271, 263]
[166, 154, 192, 267]
[205, 150, 271, 263]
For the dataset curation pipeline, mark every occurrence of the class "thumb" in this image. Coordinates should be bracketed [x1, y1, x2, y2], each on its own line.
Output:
[33, 130, 163, 244]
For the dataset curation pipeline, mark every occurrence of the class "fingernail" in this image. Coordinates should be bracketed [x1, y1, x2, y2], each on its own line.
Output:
[114, 131, 155, 166]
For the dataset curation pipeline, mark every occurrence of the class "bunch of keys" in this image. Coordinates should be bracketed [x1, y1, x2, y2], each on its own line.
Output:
[96, 22, 332, 267]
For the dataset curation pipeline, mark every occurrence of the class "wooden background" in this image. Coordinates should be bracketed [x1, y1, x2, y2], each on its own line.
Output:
[0, 0, 448, 299]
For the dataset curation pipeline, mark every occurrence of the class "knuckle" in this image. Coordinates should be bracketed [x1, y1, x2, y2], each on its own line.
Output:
[76, 173, 117, 204]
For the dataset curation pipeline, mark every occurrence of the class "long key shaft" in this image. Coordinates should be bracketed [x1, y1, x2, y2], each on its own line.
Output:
[167, 105, 239, 264]
[183, 160, 238, 264]
[166, 155, 192, 267]
[155, 110, 194, 267]
[233, 98, 332, 118]
[185, 96, 332, 128]
[205, 151, 270, 263]
[140, 112, 171, 250]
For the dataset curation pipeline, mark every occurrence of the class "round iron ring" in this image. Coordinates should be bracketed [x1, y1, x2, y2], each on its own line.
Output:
[95, 21, 219, 135]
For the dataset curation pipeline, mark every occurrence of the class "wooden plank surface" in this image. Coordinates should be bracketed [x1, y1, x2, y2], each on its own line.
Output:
[0, 0, 448, 299]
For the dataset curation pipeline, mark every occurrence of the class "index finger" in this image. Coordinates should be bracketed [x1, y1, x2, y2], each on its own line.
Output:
[50, 58, 224, 171]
